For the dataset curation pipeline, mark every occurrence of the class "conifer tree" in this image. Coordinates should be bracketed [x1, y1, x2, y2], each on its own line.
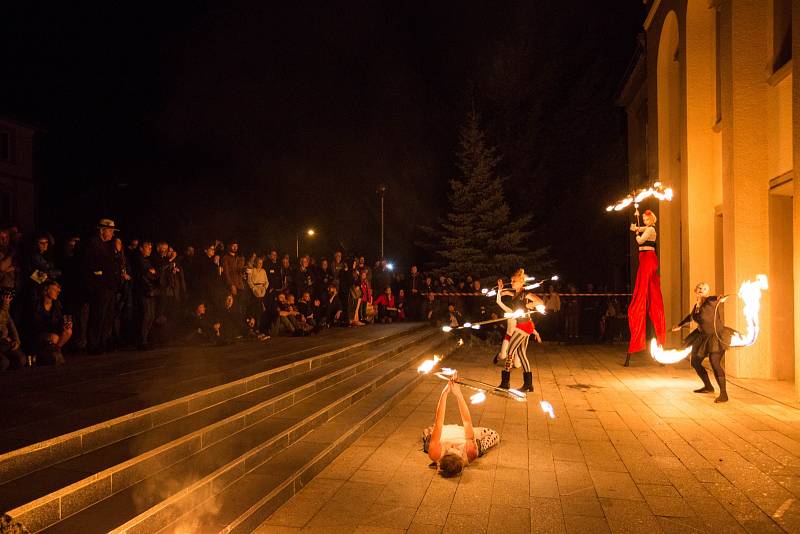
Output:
[421, 111, 547, 279]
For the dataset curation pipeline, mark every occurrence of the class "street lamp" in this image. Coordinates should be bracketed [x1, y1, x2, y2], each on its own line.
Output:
[377, 184, 387, 258]
[296, 228, 315, 258]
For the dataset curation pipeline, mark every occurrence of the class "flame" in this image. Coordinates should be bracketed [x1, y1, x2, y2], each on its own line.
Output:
[471, 324, 481, 330]
[540, 400, 555, 419]
[463, 322, 472, 328]
[507, 388, 527, 402]
[440, 367, 456, 376]
[470, 391, 486, 404]
[504, 309, 526, 319]
[441, 326, 452, 332]
[650, 338, 692, 364]
[458, 338, 464, 346]
[535, 304, 546, 314]
[417, 355, 441, 374]
[607, 182, 674, 212]
[729, 275, 769, 347]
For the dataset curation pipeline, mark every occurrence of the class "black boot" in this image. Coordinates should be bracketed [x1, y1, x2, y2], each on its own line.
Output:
[498, 370, 510, 389]
[714, 377, 728, 403]
[520, 371, 534, 392]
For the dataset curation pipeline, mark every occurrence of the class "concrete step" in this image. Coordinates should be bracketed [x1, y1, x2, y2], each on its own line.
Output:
[0, 325, 425, 485]
[33, 333, 453, 534]
[0, 329, 438, 532]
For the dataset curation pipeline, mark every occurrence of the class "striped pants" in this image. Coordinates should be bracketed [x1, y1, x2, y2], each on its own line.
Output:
[504, 329, 531, 372]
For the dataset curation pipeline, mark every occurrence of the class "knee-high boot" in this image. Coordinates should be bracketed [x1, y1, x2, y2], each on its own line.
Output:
[498, 370, 510, 389]
[520, 371, 534, 392]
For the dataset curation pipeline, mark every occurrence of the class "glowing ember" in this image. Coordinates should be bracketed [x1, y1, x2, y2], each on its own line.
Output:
[540, 400, 555, 419]
[463, 322, 472, 328]
[470, 391, 487, 404]
[504, 309, 526, 319]
[440, 367, 456, 376]
[441, 326, 452, 332]
[729, 275, 769, 347]
[417, 355, 441, 374]
[535, 304, 546, 314]
[457, 338, 464, 346]
[650, 338, 692, 364]
[471, 324, 481, 330]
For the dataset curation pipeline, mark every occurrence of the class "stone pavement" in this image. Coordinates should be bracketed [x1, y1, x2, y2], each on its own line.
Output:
[252, 341, 800, 533]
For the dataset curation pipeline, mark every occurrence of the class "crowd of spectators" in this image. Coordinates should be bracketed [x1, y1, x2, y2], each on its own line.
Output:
[0, 218, 630, 371]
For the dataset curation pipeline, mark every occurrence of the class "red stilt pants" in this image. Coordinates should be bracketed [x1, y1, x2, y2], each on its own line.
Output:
[627, 250, 665, 353]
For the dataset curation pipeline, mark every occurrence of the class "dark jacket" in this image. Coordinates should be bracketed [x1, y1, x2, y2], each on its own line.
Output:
[82, 235, 116, 291]
[134, 253, 160, 297]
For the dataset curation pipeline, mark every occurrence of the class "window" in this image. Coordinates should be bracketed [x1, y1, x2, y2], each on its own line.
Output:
[0, 132, 9, 162]
[773, 0, 792, 71]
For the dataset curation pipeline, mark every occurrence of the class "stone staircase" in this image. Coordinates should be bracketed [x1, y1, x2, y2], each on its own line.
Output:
[0, 326, 456, 533]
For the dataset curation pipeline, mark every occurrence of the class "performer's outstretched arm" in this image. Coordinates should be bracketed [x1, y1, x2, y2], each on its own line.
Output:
[428, 382, 450, 461]
[496, 279, 513, 313]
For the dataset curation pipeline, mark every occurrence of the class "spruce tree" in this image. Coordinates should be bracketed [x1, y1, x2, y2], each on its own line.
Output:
[421, 111, 547, 279]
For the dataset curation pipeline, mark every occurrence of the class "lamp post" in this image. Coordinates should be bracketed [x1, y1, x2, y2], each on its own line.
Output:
[377, 184, 387, 258]
[296, 228, 315, 258]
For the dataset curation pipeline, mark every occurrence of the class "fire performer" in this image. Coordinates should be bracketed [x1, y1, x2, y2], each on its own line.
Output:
[673, 282, 734, 403]
[627, 209, 666, 364]
[422, 373, 500, 477]
[495, 269, 542, 391]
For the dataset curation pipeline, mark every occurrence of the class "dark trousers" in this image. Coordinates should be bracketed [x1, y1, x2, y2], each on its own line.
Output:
[138, 296, 156, 345]
[88, 287, 115, 353]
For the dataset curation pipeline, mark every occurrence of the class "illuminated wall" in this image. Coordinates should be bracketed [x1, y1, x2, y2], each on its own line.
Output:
[626, 0, 796, 393]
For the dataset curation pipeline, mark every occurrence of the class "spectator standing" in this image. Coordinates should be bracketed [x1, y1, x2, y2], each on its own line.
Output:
[198, 244, 223, 309]
[266, 250, 281, 291]
[247, 256, 268, 323]
[407, 265, 423, 320]
[134, 241, 159, 348]
[83, 219, 118, 354]
[222, 241, 245, 298]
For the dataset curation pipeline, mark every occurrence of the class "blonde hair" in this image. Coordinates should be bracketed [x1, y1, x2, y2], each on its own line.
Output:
[643, 209, 657, 225]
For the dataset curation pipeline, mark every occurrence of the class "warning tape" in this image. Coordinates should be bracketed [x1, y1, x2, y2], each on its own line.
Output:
[423, 292, 632, 297]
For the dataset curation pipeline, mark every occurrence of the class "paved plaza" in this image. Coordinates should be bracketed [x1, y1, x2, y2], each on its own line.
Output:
[255, 341, 800, 533]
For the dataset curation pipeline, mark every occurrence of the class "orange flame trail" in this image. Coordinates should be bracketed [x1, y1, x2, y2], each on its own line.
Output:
[729, 275, 768, 347]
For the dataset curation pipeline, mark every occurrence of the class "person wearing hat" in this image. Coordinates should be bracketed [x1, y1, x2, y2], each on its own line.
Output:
[82, 218, 119, 354]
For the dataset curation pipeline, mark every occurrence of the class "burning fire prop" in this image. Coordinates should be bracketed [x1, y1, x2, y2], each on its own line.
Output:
[728, 274, 769, 347]
[416, 355, 529, 403]
[482, 275, 559, 297]
[649, 275, 769, 364]
[606, 182, 674, 212]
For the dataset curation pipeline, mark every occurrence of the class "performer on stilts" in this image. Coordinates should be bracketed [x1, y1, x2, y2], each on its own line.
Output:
[673, 282, 734, 403]
[626, 209, 666, 366]
[495, 269, 542, 392]
[422, 372, 500, 477]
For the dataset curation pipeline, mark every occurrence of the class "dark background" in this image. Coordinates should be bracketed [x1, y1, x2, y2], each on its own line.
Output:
[0, 1, 645, 288]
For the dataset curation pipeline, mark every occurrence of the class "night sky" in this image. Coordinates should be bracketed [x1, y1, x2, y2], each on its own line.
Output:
[1, 1, 645, 287]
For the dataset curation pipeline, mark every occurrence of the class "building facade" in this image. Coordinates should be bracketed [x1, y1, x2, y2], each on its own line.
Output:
[618, 0, 800, 397]
[0, 118, 36, 232]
